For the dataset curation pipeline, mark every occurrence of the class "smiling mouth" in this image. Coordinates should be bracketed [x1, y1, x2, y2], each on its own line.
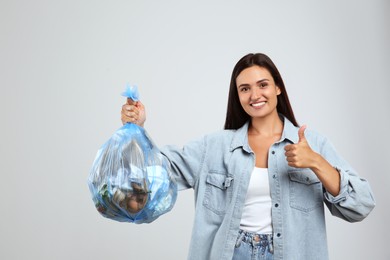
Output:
[251, 101, 266, 108]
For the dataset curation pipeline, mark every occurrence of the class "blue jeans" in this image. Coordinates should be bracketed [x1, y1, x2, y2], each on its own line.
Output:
[232, 230, 274, 260]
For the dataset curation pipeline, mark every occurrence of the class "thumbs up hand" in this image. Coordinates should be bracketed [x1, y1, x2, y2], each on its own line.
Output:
[284, 125, 318, 168]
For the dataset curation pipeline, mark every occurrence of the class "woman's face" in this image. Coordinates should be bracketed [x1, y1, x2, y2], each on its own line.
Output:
[236, 65, 281, 120]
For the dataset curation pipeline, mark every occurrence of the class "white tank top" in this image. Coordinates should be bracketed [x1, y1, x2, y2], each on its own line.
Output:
[239, 167, 273, 234]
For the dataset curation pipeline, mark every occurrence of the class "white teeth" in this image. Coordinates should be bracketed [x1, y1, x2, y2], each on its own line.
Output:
[251, 102, 266, 107]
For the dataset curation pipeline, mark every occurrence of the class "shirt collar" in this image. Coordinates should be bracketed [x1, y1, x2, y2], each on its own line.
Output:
[280, 116, 299, 144]
[229, 115, 299, 153]
[229, 121, 251, 153]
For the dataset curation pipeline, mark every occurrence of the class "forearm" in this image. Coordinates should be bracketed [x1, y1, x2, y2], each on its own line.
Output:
[310, 153, 341, 196]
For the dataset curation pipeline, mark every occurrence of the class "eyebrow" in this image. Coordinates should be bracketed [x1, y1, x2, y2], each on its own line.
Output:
[238, 79, 270, 88]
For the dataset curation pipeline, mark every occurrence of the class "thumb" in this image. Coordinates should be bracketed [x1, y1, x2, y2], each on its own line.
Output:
[298, 125, 307, 143]
[136, 100, 145, 110]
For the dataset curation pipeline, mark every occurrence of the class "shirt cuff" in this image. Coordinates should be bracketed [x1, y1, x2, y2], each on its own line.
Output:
[324, 167, 350, 204]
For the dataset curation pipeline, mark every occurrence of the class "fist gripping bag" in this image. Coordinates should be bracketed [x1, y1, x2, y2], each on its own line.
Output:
[88, 86, 177, 224]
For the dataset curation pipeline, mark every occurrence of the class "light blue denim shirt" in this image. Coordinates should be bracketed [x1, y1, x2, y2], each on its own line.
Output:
[160, 117, 375, 260]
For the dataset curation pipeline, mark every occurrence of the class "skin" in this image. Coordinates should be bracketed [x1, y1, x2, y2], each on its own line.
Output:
[284, 125, 341, 196]
[121, 65, 340, 196]
[236, 66, 284, 169]
[237, 65, 340, 196]
[121, 99, 146, 127]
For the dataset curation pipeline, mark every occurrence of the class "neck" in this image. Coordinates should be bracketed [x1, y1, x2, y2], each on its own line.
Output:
[248, 113, 283, 136]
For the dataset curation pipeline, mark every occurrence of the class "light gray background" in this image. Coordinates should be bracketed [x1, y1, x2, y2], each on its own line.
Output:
[1, 0, 389, 259]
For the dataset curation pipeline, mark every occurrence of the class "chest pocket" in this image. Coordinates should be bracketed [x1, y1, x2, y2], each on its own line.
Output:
[288, 169, 323, 212]
[203, 172, 233, 215]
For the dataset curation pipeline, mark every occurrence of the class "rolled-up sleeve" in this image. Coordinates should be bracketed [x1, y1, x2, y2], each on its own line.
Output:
[320, 137, 376, 222]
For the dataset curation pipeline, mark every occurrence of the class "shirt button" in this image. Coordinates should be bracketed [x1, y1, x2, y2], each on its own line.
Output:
[277, 233, 281, 237]
[273, 174, 276, 179]
[271, 151, 275, 155]
[275, 203, 279, 207]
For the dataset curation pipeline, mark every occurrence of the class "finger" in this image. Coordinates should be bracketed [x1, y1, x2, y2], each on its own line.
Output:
[298, 125, 307, 143]
[125, 111, 139, 118]
[121, 114, 136, 124]
[127, 98, 138, 106]
[284, 144, 296, 152]
[285, 155, 296, 163]
[121, 108, 139, 124]
[122, 104, 139, 114]
[284, 150, 295, 157]
[288, 162, 298, 167]
[122, 104, 134, 112]
[135, 100, 144, 109]
[121, 116, 138, 125]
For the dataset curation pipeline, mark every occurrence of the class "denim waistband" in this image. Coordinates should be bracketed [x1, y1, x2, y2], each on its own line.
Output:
[235, 229, 274, 253]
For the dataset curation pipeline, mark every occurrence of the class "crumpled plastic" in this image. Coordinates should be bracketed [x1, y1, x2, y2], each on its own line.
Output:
[88, 85, 177, 224]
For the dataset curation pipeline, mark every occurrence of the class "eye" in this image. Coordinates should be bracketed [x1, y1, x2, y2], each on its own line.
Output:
[239, 86, 249, 92]
[259, 82, 268, 88]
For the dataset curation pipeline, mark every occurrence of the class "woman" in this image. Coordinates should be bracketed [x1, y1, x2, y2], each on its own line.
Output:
[121, 53, 375, 260]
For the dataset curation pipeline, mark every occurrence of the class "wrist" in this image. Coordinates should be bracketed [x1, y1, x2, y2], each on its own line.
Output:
[309, 152, 324, 172]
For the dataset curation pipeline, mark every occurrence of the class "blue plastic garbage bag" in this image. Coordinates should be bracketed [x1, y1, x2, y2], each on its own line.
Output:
[88, 86, 177, 224]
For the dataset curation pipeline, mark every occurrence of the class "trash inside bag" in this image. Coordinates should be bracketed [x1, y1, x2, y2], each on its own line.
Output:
[88, 86, 177, 224]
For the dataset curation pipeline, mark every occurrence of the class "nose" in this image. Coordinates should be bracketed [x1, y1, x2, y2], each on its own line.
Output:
[251, 87, 262, 100]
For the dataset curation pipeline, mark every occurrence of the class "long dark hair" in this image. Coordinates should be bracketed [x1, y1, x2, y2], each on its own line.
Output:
[224, 53, 298, 129]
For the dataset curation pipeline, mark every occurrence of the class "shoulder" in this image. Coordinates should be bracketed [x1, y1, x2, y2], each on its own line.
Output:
[304, 127, 327, 141]
[206, 128, 236, 139]
[302, 127, 333, 152]
[172, 129, 236, 151]
[201, 129, 236, 145]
